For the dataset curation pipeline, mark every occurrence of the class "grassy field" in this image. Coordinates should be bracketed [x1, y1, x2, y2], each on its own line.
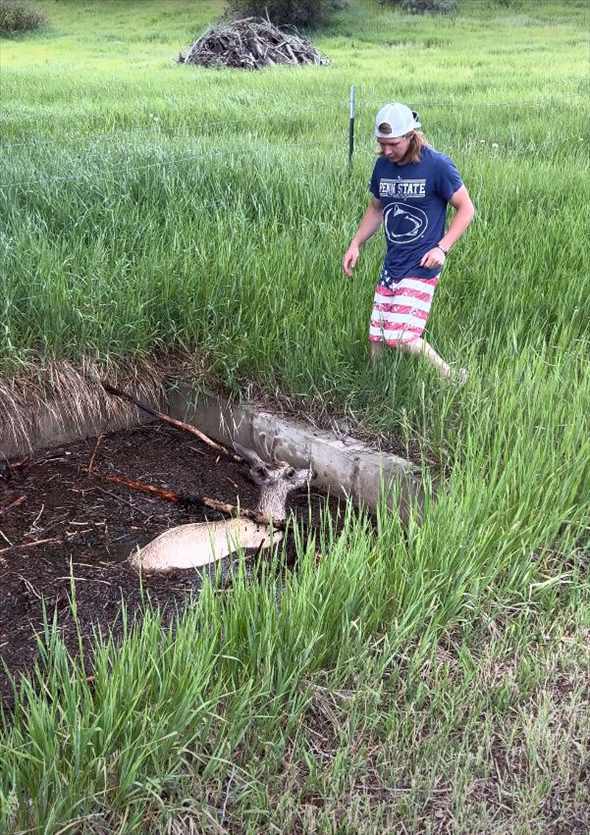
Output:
[1, 0, 590, 831]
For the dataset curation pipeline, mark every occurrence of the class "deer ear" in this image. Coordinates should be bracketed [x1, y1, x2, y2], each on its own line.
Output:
[248, 462, 273, 486]
[287, 466, 314, 488]
[233, 441, 266, 468]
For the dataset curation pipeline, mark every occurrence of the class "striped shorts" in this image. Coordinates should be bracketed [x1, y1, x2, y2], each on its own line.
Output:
[368, 275, 440, 347]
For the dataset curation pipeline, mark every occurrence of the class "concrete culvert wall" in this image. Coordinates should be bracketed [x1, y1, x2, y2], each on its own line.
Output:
[167, 385, 422, 520]
[0, 379, 424, 708]
[1, 380, 422, 520]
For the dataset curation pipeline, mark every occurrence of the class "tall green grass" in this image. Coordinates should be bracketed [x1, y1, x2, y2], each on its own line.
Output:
[1, 511, 588, 831]
[1, 0, 589, 829]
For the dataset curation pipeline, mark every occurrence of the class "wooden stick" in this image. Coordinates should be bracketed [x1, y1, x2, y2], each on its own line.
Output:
[0, 495, 26, 516]
[93, 471, 183, 504]
[0, 537, 61, 555]
[92, 471, 285, 530]
[99, 380, 242, 462]
[88, 433, 103, 475]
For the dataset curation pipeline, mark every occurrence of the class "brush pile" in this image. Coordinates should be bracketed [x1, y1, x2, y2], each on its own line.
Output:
[178, 17, 329, 70]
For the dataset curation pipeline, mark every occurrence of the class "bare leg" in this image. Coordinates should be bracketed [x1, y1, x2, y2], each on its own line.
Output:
[369, 337, 467, 383]
[369, 340, 386, 365]
[395, 337, 451, 378]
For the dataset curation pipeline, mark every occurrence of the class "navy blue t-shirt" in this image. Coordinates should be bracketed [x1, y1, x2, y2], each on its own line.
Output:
[369, 146, 463, 283]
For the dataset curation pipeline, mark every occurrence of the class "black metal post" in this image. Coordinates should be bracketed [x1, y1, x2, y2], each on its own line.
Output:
[348, 85, 355, 169]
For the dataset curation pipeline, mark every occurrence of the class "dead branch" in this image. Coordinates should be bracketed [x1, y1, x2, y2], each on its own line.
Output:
[91, 471, 286, 530]
[88, 433, 103, 475]
[0, 537, 61, 555]
[0, 496, 26, 516]
[178, 17, 329, 70]
[99, 380, 242, 463]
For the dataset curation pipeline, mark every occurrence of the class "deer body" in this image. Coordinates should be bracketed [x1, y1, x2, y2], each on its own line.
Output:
[129, 518, 283, 573]
[129, 439, 312, 574]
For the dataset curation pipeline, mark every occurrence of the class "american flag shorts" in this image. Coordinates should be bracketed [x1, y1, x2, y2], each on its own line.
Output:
[368, 275, 440, 346]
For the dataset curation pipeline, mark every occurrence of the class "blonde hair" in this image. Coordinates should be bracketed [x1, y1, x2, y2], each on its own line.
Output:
[377, 130, 429, 164]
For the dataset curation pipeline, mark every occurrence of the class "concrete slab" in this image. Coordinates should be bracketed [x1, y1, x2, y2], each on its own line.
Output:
[1, 381, 423, 517]
[168, 386, 422, 518]
[0, 399, 151, 460]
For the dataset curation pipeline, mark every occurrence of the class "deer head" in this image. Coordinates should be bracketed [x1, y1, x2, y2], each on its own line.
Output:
[233, 436, 313, 522]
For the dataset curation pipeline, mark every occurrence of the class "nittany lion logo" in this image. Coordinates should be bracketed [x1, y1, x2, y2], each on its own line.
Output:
[384, 202, 428, 246]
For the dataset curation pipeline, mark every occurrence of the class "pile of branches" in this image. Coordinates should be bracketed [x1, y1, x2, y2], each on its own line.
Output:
[0, 0, 47, 34]
[379, 0, 457, 13]
[178, 17, 329, 70]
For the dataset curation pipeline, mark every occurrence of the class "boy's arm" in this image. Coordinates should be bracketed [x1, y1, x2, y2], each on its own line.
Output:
[352, 197, 384, 246]
[438, 185, 475, 253]
[343, 198, 384, 276]
[420, 185, 475, 269]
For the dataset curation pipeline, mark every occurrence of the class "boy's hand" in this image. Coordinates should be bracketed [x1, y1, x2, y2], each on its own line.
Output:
[420, 247, 446, 269]
[343, 242, 361, 277]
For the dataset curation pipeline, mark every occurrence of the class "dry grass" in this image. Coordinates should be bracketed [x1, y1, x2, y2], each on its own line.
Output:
[0, 354, 183, 456]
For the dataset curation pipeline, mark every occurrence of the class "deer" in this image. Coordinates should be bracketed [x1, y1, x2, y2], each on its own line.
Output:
[128, 440, 313, 574]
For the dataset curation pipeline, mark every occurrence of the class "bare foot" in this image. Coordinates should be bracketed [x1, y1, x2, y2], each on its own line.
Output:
[448, 366, 468, 386]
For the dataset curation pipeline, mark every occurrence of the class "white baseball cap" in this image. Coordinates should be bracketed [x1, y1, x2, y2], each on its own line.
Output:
[375, 103, 421, 139]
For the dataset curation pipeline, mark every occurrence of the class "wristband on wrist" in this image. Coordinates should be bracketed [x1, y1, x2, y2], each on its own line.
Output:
[436, 244, 448, 256]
